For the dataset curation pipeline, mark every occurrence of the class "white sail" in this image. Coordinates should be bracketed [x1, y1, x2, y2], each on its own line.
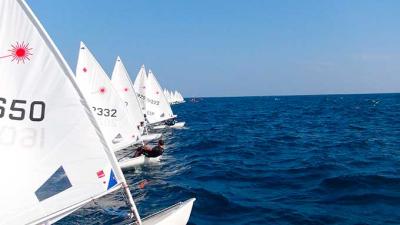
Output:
[170, 91, 174, 103]
[0, 0, 135, 224]
[111, 57, 145, 126]
[170, 90, 176, 103]
[143, 70, 175, 124]
[178, 91, 184, 102]
[133, 65, 147, 113]
[174, 91, 178, 103]
[163, 89, 168, 102]
[165, 90, 170, 103]
[76, 43, 141, 151]
[174, 91, 180, 103]
[165, 89, 171, 103]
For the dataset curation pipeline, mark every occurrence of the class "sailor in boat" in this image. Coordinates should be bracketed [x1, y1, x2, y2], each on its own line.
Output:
[138, 121, 148, 135]
[144, 114, 150, 124]
[134, 139, 165, 158]
[165, 118, 177, 126]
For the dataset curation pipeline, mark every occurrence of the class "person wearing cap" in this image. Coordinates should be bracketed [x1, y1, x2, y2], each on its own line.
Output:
[165, 118, 176, 126]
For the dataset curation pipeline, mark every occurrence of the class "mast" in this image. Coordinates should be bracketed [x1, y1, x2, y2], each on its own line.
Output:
[123, 183, 143, 224]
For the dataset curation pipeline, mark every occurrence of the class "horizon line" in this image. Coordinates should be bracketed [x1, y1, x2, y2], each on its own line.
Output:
[187, 91, 400, 99]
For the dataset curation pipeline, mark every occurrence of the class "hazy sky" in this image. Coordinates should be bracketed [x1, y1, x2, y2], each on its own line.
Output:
[28, 0, 400, 97]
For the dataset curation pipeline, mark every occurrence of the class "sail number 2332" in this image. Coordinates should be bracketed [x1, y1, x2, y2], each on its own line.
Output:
[92, 107, 117, 117]
[0, 98, 46, 122]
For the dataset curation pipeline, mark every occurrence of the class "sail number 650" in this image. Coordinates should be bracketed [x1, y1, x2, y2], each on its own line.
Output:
[0, 98, 46, 122]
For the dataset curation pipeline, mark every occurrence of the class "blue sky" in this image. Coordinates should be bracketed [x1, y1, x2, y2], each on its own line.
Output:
[29, 0, 400, 97]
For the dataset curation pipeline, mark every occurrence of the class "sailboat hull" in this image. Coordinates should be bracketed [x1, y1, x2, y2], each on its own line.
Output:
[140, 198, 196, 225]
[119, 155, 161, 170]
[170, 122, 185, 129]
[152, 125, 167, 130]
[142, 133, 162, 142]
[152, 122, 185, 130]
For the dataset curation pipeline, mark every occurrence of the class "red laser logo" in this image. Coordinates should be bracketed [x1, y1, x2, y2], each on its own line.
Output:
[99, 87, 106, 94]
[0, 42, 33, 63]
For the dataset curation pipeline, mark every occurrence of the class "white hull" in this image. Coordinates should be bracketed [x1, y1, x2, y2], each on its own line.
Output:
[140, 198, 196, 225]
[170, 122, 185, 129]
[141, 133, 162, 142]
[152, 122, 185, 130]
[152, 125, 167, 130]
[119, 155, 161, 170]
[113, 139, 141, 152]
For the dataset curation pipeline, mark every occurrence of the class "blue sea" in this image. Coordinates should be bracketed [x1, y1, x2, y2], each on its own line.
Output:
[59, 94, 400, 225]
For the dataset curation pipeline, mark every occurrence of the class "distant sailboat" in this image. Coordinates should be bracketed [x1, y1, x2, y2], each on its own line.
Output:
[173, 91, 178, 103]
[178, 91, 185, 103]
[134, 68, 176, 124]
[163, 89, 170, 103]
[146, 70, 175, 123]
[75, 42, 142, 152]
[0, 0, 194, 224]
[146, 71, 186, 129]
[167, 90, 174, 104]
[133, 64, 147, 113]
[163, 89, 185, 104]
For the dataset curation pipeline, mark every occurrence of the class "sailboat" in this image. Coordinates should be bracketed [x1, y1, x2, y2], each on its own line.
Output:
[174, 91, 180, 104]
[163, 89, 170, 103]
[133, 64, 147, 113]
[111, 57, 161, 142]
[166, 89, 174, 104]
[0, 0, 195, 224]
[134, 68, 185, 129]
[170, 90, 175, 103]
[178, 91, 185, 103]
[75, 42, 141, 152]
[145, 69, 175, 123]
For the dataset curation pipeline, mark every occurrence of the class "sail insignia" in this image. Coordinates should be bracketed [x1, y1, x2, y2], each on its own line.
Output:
[107, 170, 117, 190]
[35, 166, 72, 202]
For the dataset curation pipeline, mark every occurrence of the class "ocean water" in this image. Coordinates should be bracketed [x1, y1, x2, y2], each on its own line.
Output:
[59, 94, 400, 225]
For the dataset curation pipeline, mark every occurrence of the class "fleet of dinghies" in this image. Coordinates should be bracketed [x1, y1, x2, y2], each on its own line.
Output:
[0, 0, 193, 224]
[164, 89, 185, 104]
